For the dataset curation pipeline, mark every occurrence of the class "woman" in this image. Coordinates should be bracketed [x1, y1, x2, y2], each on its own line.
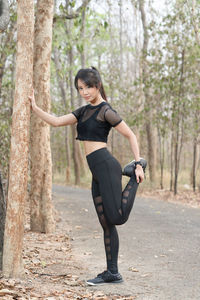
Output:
[29, 67, 146, 286]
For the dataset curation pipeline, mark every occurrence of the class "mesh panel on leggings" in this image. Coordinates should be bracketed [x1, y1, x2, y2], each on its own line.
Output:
[118, 176, 137, 221]
[94, 196, 112, 262]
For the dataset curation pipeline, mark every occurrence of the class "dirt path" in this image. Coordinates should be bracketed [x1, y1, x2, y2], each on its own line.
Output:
[53, 184, 200, 300]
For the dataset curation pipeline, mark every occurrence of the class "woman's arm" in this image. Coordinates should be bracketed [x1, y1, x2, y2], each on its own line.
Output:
[114, 120, 144, 183]
[29, 90, 77, 127]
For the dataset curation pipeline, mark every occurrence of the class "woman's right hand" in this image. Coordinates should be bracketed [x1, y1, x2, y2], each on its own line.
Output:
[28, 89, 37, 110]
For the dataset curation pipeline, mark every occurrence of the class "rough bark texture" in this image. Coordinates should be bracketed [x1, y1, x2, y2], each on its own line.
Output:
[30, 0, 55, 233]
[2, 0, 34, 277]
[0, 0, 9, 32]
[0, 169, 6, 270]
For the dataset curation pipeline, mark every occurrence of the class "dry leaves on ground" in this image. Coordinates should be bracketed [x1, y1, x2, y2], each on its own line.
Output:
[140, 189, 200, 208]
[0, 207, 136, 300]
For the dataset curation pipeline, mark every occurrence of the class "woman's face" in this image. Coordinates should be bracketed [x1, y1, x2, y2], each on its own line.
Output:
[77, 79, 100, 104]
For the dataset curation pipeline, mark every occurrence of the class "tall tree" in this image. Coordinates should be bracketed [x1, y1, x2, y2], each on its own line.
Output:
[30, 0, 55, 233]
[53, 47, 71, 182]
[0, 169, 5, 269]
[0, 0, 9, 32]
[138, 0, 156, 182]
[2, 0, 34, 277]
[67, 20, 81, 185]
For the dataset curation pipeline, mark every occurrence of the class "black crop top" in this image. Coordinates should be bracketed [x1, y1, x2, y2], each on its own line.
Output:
[72, 101, 122, 142]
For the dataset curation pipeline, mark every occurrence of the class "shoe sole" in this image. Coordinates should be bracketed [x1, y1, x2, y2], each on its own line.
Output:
[86, 279, 124, 286]
[123, 158, 147, 176]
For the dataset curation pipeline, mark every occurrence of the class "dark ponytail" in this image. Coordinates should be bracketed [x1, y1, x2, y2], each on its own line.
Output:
[74, 66, 108, 101]
[91, 67, 107, 101]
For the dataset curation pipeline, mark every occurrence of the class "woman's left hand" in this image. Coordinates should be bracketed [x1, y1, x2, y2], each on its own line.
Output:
[135, 165, 144, 183]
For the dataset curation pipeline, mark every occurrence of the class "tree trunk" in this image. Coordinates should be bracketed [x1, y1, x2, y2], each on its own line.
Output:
[138, 0, 156, 182]
[158, 128, 165, 190]
[68, 43, 81, 185]
[2, 0, 34, 277]
[65, 126, 71, 182]
[0, 0, 9, 32]
[0, 169, 6, 270]
[67, 15, 86, 183]
[78, 5, 86, 107]
[71, 126, 81, 185]
[53, 47, 71, 182]
[170, 132, 174, 192]
[0, 23, 15, 97]
[119, 0, 123, 76]
[80, 6, 86, 69]
[174, 133, 179, 195]
[192, 137, 197, 191]
[30, 0, 55, 233]
[173, 50, 185, 195]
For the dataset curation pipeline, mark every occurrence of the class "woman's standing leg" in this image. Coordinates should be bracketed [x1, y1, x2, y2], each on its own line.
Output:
[91, 176, 119, 274]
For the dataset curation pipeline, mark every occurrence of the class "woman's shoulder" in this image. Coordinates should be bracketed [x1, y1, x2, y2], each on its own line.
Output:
[72, 104, 89, 119]
[102, 102, 118, 112]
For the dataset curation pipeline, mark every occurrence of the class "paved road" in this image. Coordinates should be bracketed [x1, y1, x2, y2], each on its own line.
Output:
[53, 185, 200, 300]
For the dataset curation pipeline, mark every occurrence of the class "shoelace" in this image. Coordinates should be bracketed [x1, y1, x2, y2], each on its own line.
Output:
[97, 270, 107, 278]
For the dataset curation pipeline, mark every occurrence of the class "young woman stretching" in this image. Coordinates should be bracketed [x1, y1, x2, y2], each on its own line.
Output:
[29, 67, 146, 285]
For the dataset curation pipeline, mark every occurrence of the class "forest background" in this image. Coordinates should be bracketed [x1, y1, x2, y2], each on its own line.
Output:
[0, 0, 200, 197]
[0, 0, 199, 296]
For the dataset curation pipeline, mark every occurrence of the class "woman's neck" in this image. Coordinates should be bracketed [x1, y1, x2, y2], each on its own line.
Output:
[90, 94, 105, 106]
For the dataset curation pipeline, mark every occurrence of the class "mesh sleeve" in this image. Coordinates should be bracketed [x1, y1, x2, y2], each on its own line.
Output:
[71, 106, 84, 120]
[104, 108, 122, 127]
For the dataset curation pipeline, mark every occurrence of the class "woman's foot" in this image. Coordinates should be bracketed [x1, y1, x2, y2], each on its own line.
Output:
[86, 270, 123, 285]
[122, 158, 147, 177]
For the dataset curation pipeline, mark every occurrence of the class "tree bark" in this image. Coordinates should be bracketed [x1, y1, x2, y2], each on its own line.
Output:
[30, 0, 55, 233]
[0, 169, 6, 270]
[2, 0, 34, 277]
[0, 0, 9, 32]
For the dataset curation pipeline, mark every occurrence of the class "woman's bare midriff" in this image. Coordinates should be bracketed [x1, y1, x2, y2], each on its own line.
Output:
[83, 141, 107, 156]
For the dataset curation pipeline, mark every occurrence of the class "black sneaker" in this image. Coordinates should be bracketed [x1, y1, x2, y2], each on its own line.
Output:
[86, 270, 123, 286]
[122, 158, 147, 177]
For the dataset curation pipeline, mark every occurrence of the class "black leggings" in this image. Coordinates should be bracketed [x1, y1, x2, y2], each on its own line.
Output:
[86, 148, 139, 274]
